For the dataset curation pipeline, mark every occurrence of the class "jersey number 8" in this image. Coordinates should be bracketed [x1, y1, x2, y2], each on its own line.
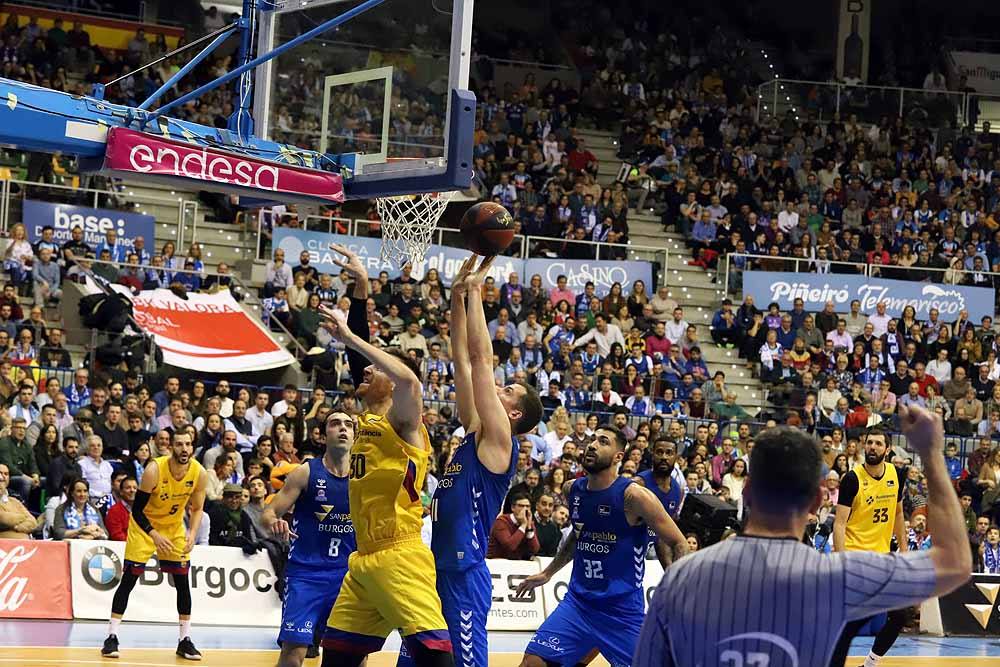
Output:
[328, 537, 341, 558]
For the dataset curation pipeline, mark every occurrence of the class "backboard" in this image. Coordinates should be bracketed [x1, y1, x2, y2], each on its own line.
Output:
[254, 0, 475, 198]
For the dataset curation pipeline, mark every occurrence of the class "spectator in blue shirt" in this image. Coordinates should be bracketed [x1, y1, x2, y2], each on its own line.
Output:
[944, 443, 963, 481]
[94, 229, 129, 264]
[684, 347, 709, 383]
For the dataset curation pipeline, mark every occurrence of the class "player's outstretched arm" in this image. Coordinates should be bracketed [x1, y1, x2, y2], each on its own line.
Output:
[184, 470, 209, 555]
[261, 463, 310, 540]
[515, 480, 577, 597]
[329, 244, 371, 390]
[131, 461, 174, 555]
[320, 306, 423, 431]
[625, 483, 688, 567]
[898, 404, 971, 595]
[449, 256, 480, 432]
[466, 256, 518, 474]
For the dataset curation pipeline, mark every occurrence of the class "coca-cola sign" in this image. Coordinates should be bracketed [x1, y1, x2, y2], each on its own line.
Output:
[102, 127, 345, 204]
[0, 541, 73, 619]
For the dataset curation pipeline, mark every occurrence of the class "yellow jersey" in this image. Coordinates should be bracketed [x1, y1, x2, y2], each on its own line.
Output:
[842, 463, 901, 553]
[349, 412, 430, 553]
[139, 455, 203, 529]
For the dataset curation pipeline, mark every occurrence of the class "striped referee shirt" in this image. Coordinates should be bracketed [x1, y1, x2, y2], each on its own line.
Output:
[634, 535, 937, 667]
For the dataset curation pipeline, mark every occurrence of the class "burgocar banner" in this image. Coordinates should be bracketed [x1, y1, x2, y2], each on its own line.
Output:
[69, 541, 281, 626]
[23, 199, 154, 248]
[273, 228, 654, 293]
[0, 540, 73, 620]
[523, 258, 652, 294]
[274, 227, 520, 286]
[743, 271, 996, 321]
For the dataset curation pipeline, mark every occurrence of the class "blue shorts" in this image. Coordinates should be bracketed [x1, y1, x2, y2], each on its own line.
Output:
[397, 562, 492, 667]
[525, 589, 644, 667]
[278, 569, 347, 647]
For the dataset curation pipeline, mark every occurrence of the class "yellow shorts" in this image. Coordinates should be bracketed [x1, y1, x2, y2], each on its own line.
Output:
[323, 537, 449, 655]
[123, 518, 189, 572]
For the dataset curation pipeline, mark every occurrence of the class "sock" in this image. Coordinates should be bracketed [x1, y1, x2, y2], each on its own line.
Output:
[108, 617, 121, 637]
[179, 620, 191, 640]
[864, 651, 881, 667]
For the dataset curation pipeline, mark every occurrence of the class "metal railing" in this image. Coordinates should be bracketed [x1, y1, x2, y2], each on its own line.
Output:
[257, 213, 670, 284]
[756, 78, 973, 130]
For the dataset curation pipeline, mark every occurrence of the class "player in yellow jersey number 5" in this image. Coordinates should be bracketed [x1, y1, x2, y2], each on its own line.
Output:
[318, 281, 453, 667]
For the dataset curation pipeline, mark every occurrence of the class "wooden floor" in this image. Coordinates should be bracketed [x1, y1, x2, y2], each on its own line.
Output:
[0, 648, 993, 667]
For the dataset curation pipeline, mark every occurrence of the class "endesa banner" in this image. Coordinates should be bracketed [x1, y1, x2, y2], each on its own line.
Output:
[103, 128, 345, 204]
[273, 228, 654, 293]
[130, 288, 295, 373]
[743, 271, 996, 322]
[274, 227, 520, 287]
[0, 540, 73, 619]
[70, 541, 281, 626]
[22, 199, 154, 249]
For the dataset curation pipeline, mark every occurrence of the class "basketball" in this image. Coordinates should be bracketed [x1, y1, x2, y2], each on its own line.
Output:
[459, 202, 516, 256]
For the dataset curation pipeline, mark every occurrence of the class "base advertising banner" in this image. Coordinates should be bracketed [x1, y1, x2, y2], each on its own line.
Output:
[921, 573, 1000, 637]
[743, 271, 996, 322]
[486, 558, 544, 631]
[69, 541, 281, 626]
[23, 199, 154, 249]
[0, 540, 72, 619]
[130, 288, 295, 373]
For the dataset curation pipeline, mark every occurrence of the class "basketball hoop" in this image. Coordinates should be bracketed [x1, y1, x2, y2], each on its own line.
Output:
[376, 191, 456, 267]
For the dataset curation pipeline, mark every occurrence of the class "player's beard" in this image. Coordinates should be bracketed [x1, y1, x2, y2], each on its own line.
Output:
[173, 450, 190, 464]
[865, 450, 885, 465]
[582, 451, 613, 474]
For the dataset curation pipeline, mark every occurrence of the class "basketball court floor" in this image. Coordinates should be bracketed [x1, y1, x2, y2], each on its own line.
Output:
[1, 620, 997, 666]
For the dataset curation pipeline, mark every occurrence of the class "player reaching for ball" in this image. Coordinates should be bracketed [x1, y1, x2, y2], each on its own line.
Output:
[398, 255, 544, 667]
[319, 244, 453, 667]
[102, 431, 208, 661]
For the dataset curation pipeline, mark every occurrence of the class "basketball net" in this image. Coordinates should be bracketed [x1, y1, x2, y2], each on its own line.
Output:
[376, 191, 456, 267]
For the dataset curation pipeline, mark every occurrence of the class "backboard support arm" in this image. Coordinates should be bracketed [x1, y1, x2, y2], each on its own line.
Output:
[147, 0, 390, 123]
[137, 25, 238, 110]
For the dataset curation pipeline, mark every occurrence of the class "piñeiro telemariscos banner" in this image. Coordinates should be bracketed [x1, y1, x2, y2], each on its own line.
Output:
[743, 271, 996, 321]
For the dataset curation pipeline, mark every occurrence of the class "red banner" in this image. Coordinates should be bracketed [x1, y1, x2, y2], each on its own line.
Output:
[0, 540, 72, 619]
[103, 127, 345, 203]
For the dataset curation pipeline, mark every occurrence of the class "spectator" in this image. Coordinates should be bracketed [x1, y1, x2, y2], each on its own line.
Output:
[208, 483, 259, 552]
[534, 493, 562, 557]
[487, 492, 540, 560]
[52, 478, 107, 541]
[77, 435, 113, 504]
[0, 463, 39, 538]
[104, 475, 138, 541]
[0, 417, 38, 503]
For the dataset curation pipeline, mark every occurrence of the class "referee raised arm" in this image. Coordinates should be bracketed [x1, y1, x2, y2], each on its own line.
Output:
[634, 404, 971, 667]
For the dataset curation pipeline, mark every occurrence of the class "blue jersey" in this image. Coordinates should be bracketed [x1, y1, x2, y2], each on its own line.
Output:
[568, 476, 648, 603]
[431, 431, 517, 572]
[287, 457, 355, 577]
[638, 469, 682, 518]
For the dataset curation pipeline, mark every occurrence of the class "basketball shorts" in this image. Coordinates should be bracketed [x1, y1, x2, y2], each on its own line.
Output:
[525, 589, 644, 667]
[323, 537, 451, 656]
[123, 518, 189, 574]
[278, 569, 348, 647]
[397, 561, 492, 667]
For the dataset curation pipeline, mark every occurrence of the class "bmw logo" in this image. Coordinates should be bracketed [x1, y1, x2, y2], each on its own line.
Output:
[81, 546, 122, 591]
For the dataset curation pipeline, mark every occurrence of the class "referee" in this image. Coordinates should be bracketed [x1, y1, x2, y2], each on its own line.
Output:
[634, 404, 971, 667]
[828, 425, 906, 667]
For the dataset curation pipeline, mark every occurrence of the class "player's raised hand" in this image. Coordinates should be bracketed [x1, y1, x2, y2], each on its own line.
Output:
[329, 243, 368, 282]
[897, 403, 944, 457]
[514, 572, 550, 599]
[451, 255, 477, 296]
[468, 255, 495, 286]
[318, 304, 353, 342]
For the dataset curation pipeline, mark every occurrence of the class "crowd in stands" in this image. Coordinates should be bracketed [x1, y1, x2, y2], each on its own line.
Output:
[1, 3, 1000, 581]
